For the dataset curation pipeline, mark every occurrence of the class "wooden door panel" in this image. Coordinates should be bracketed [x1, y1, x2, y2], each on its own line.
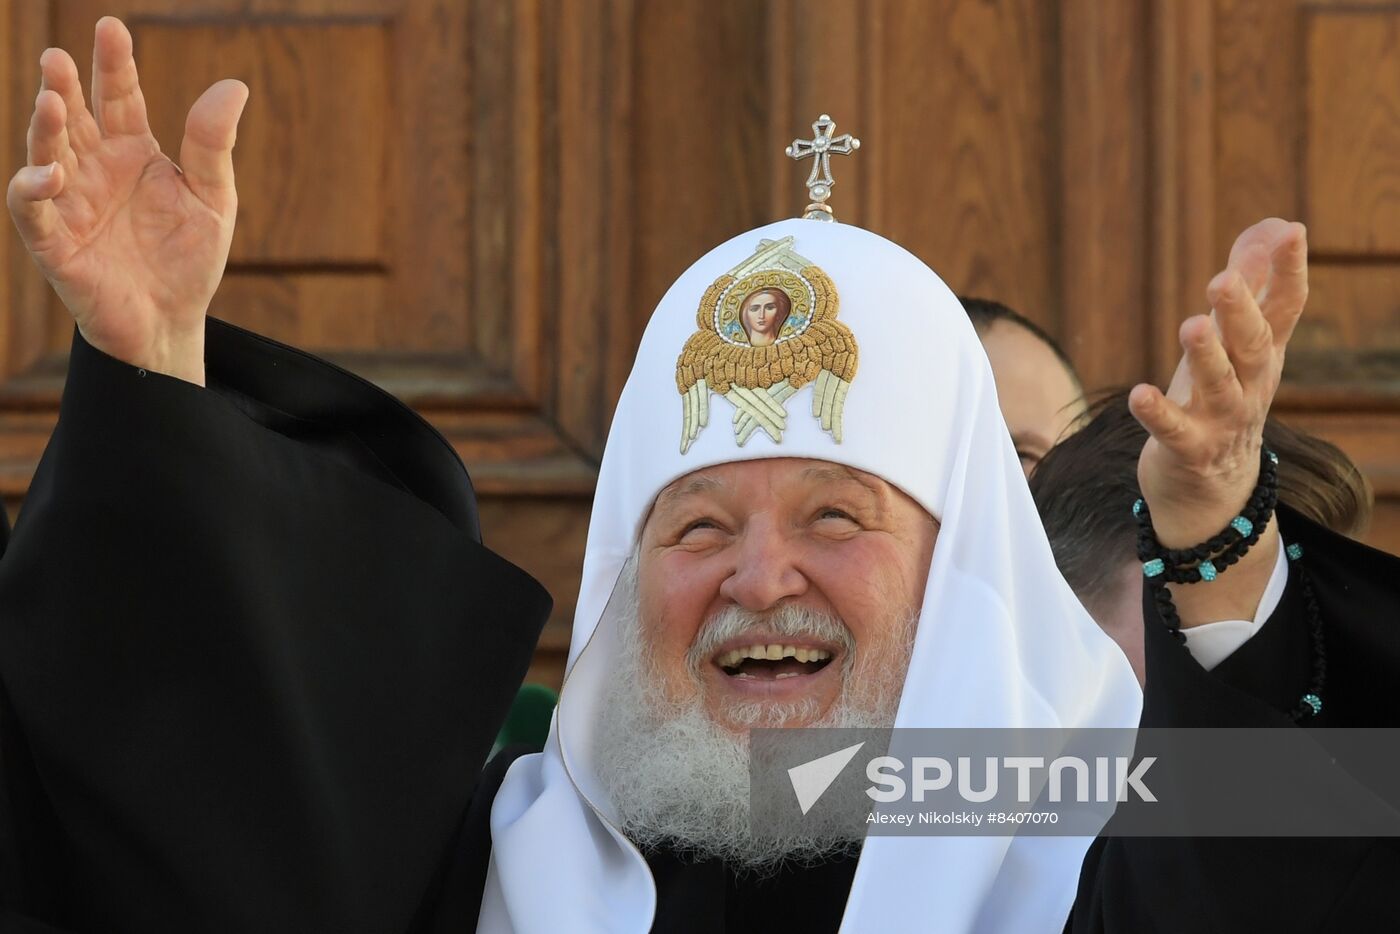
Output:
[1157, 0, 1400, 551]
[4, 0, 1399, 689]
[0, 0, 600, 684]
[1304, 10, 1400, 256]
[141, 21, 392, 267]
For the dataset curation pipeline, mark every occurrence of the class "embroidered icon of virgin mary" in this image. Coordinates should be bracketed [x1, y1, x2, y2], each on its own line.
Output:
[675, 236, 859, 452]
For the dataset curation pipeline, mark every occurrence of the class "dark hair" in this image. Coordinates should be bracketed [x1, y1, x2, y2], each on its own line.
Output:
[1030, 390, 1374, 609]
[959, 296, 1082, 392]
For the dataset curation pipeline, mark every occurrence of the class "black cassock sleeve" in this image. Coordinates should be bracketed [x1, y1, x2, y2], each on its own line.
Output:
[0, 321, 551, 934]
[1070, 507, 1400, 933]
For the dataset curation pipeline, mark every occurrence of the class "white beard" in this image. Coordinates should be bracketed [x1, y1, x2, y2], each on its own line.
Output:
[593, 559, 917, 872]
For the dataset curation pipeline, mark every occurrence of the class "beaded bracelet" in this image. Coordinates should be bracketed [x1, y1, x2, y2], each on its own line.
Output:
[1133, 448, 1279, 584]
[1133, 449, 1325, 721]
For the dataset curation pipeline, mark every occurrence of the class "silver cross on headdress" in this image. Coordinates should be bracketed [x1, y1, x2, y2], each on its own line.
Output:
[786, 114, 860, 222]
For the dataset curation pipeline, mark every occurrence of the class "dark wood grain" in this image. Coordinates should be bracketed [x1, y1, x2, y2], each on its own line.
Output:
[211, 273, 386, 351]
[632, 0, 773, 352]
[1149, 0, 1219, 384]
[1305, 9, 1400, 254]
[876, 0, 1061, 334]
[1153, 0, 1400, 553]
[1, 0, 53, 381]
[4, 0, 1400, 684]
[1300, 265, 1400, 358]
[552, 0, 650, 456]
[140, 22, 389, 266]
[1213, 0, 1302, 254]
[1059, 0, 1148, 391]
[771, 0, 865, 225]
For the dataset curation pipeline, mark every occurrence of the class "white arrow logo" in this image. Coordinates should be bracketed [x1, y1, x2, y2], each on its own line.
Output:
[787, 741, 866, 815]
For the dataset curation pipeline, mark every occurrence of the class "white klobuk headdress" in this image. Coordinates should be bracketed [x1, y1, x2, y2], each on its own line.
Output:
[480, 118, 1140, 933]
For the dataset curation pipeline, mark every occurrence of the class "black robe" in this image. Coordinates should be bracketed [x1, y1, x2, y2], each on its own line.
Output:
[1, 322, 1397, 933]
[0, 323, 552, 933]
[1071, 501, 1400, 933]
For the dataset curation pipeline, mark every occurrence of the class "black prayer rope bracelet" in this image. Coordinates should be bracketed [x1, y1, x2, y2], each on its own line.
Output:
[1133, 448, 1326, 722]
[1133, 448, 1279, 584]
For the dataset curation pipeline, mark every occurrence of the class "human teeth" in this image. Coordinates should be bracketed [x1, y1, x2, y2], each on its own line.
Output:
[775, 671, 799, 679]
[717, 644, 833, 666]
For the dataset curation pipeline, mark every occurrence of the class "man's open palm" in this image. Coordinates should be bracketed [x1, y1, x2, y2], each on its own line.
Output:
[6, 16, 247, 385]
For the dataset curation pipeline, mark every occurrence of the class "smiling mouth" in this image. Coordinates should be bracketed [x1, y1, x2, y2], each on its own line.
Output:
[715, 644, 835, 681]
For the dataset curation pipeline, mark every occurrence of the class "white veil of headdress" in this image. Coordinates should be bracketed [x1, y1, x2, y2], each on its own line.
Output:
[477, 219, 1142, 933]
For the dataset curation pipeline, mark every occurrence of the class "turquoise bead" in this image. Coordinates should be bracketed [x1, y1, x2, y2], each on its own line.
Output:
[1132, 498, 1144, 518]
[1198, 560, 1218, 582]
[1143, 558, 1165, 578]
[1267, 450, 1279, 465]
[1301, 693, 1322, 716]
[1230, 515, 1253, 537]
[1286, 543, 1304, 561]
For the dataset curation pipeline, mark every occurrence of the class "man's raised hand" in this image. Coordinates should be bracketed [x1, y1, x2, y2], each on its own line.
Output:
[6, 16, 248, 386]
[1131, 218, 1308, 624]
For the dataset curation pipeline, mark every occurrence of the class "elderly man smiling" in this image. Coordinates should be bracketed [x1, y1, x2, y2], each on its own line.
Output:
[8, 16, 1388, 934]
[480, 198, 1316, 930]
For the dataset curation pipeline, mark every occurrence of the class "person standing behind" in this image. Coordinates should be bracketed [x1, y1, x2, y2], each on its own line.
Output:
[961, 297, 1087, 475]
[1031, 390, 1373, 684]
